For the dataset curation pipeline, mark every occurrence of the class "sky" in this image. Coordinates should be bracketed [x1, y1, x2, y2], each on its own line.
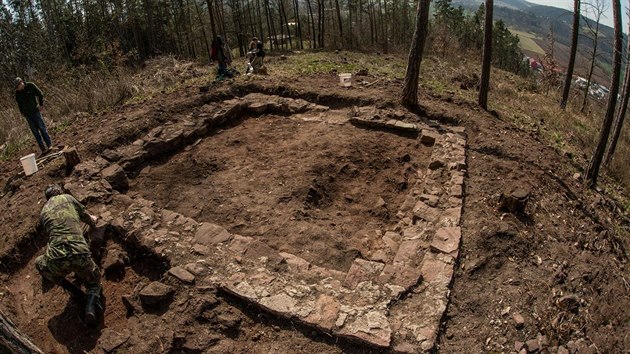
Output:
[525, 0, 630, 28]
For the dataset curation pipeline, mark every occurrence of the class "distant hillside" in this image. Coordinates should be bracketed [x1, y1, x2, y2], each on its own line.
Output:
[453, 0, 618, 83]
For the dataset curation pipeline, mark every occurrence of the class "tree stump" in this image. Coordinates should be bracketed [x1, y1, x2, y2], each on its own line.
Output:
[499, 186, 530, 214]
[0, 309, 44, 353]
[63, 146, 81, 172]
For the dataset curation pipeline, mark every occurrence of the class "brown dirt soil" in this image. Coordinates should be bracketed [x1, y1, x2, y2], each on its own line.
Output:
[131, 113, 430, 271]
[0, 59, 628, 353]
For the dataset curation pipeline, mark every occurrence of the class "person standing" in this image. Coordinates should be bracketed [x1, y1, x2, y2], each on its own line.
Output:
[212, 36, 234, 80]
[14, 77, 52, 155]
[35, 184, 102, 326]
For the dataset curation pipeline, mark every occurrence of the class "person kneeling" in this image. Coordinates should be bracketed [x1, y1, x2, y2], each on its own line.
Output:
[35, 184, 103, 326]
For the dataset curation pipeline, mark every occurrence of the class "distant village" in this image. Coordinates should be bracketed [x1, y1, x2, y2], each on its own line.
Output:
[524, 55, 610, 101]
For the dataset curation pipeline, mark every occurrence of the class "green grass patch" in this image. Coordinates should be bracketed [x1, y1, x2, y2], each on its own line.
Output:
[509, 29, 545, 55]
[575, 120, 588, 131]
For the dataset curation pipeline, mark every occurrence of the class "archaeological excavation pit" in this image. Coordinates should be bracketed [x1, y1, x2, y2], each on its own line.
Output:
[129, 112, 433, 271]
[101, 93, 467, 351]
[1, 93, 467, 353]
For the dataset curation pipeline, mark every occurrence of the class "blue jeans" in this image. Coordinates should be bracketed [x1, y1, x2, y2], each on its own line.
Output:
[25, 110, 52, 152]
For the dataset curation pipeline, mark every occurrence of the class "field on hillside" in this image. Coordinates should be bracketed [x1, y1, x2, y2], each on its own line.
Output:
[0, 51, 628, 353]
[510, 29, 545, 55]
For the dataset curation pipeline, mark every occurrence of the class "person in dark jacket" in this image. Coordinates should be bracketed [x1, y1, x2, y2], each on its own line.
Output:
[14, 77, 52, 155]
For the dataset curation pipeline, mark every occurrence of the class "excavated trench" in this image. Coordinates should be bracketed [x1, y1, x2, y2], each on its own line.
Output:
[0, 91, 464, 353]
[129, 112, 432, 271]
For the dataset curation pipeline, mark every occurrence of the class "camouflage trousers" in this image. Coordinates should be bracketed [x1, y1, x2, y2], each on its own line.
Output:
[35, 253, 102, 297]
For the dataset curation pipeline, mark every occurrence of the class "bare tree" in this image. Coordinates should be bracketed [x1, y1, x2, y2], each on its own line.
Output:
[585, 0, 622, 188]
[560, 0, 580, 109]
[580, 0, 608, 112]
[604, 6, 630, 164]
[401, 0, 432, 106]
[334, 0, 344, 47]
[542, 26, 562, 94]
[478, 0, 493, 110]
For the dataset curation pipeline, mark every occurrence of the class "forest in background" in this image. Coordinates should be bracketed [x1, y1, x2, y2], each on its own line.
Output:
[0, 0, 527, 82]
[0, 0, 525, 150]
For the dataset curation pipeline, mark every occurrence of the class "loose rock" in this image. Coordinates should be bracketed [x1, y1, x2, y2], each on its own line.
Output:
[526, 338, 540, 352]
[169, 266, 196, 283]
[98, 328, 129, 352]
[101, 163, 129, 192]
[512, 312, 525, 329]
[139, 281, 175, 307]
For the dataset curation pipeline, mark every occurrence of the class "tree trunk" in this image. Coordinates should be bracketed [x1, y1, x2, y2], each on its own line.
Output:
[293, 0, 303, 49]
[585, 0, 623, 188]
[581, 20, 601, 112]
[256, 0, 265, 42]
[348, 0, 353, 47]
[264, 0, 278, 50]
[380, 0, 386, 53]
[184, 0, 197, 58]
[264, 0, 276, 50]
[0, 310, 45, 354]
[63, 146, 81, 171]
[334, 0, 343, 47]
[143, 0, 156, 54]
[277, 0, 286, 48]
[318, 0, 325, 47]
[605, 14, 630, 164]
[246, 0, 256, 41]
[279, 0, 292, 48]
[305, 0, 316, 48]
[205, 0, 218, 39]
[194, 0, 212, 61]
[232, 0, 245, 56]
[400, 0, 431, 106]
[478, 0, 493, 110]
[560, 0, 580, 109]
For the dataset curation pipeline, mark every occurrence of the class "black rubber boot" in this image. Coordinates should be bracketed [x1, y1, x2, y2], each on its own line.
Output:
[85, 294, 101, 327]
[59, 279, 86, 302]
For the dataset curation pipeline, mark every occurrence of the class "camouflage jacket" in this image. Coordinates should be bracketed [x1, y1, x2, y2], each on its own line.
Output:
[40, 194, 94, 259]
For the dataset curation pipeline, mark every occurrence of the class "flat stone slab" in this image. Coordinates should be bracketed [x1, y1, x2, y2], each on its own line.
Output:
[430, 227, 462, 257]
[139, 281, 175, 307]
[168, 266, 196, 283]
[193, 222, 232, 245]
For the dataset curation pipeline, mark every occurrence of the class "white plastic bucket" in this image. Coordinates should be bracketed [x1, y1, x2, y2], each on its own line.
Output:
[20, 153, 38, 176]
[339, 73, 352, 87]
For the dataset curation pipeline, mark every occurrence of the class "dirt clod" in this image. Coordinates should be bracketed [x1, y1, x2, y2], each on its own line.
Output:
[557, 294, 581, 312]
